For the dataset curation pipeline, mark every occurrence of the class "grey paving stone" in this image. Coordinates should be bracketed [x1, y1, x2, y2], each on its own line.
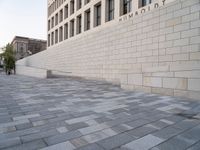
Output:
[40, 141, 75, 150]
[0, 75, 200, 149]
[32, 120, 47, 127]
[0, 116, 12, 124]
[172, 119, 200, 131]
[56, 126, 68, 133]
[44, 130, 82, 145]
[78, 123, 109, 135]
[112, 124, 133, 133]
[0, 137, 21, 149]
[76, 143, 104, 150]
[153, 126, 183, 140]
[70, 137, 89, 148]
[20, 129, 58, 143]
[2, 139, 46, 150]
[154, 135, 195, 150]
[126, 119, 150, 129]
[97, 132, 135, 150]
[13, 114, 40, 121]
[66, 122, 89, 131]
[178, 125, 200, 143]
[187, 141, 200, 150]
[127, 124, 158, 138]
[122, 134, 164, 150]
[15, 123, 32, 130]
[82, 131, 109, 143]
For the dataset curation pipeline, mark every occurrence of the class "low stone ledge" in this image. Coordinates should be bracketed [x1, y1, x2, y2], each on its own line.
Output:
[16, 65, 49, 79]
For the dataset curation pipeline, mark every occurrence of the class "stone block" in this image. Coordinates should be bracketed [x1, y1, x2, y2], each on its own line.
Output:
[21, 129, 58, 143]
[170, 62, 200, 71]
[174, 7, 190, 17]
[127, 74, 143, 86]
[0, 137, 21, 149]
[44, 131, 82, 146]
[166, 32, 180, 40]
[166, 47, 181, 54]
[174, 23, 190, 32]
[174, 90, 189, 98]
[122, 134, 164, 150]
[191, 20, 200, 28]
[40, 141, 75, 150]
[181, 44, 199, 53]
[190, 36, 200, 44]
[2, 140, 46, 150]
[191, 3, 200, 13]
[159, 55, 173, 62]
[82, 131, 108, 143]
[97, 132, 135, 150]
[188, 91, 200, 100]
[143, 77, 162, 88]
[165, 17, 181, 27]
[76, 143, 104, 150]
[152, 87, 174, 96]
[152, 72, 174, 77]
[175, 71, 200, 78]
[142, 66, 169, 73]
[13, 114, 40, 121]
[190, 52, 200, 60]
[181, 28, 199, 38]
[174, 38, 189, 46]
[182, 12, 199, 23]
[173, 53, 189, 61]
[163, 78, 187, 90]
[133, 85, 152, 93]
[188, 79, 200, 91]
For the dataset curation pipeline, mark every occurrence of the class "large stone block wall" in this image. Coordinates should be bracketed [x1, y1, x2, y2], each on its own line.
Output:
[17, 0, 200, 99]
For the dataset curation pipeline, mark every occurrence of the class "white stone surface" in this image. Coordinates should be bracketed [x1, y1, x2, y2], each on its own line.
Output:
[16, 0, 200, 100]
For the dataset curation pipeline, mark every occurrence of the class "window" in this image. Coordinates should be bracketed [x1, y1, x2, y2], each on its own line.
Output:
[84, 9, 90, 31]
[48, 20, 51, 30]
[77, 15, 82, 34]
[141, 0, 152, 7]
[48, 34, 50, 47]
[51, 17, 54, 28]
[107, 0, 114, 21]
[77, 0, 82, 10]
[64, 23, 68, 40]
[85, 0, 90, 5]
[122, 0, 132, 15]
[70, 0, 75, 15]
[59, 26, 63, 42]
[70, 19, 74, 37]
[55, 13, 58, 25]
[64, 4, 68, 19]
[94, 3, 101, 27]
[59, 9, 63, 22]
[55, 29, 58, 43]
[51, 32, 54, 45]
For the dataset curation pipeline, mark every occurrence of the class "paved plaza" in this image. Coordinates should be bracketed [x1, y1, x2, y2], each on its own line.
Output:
[0, 74, 200, 150]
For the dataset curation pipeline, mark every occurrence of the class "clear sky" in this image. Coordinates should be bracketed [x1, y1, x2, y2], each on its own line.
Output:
[0, 0, 47, 49]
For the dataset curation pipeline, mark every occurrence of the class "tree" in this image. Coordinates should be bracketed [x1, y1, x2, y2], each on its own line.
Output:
[2, 44, 16, 75]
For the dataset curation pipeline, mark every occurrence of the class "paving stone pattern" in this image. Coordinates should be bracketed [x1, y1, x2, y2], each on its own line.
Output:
[0, 74, 200, 150]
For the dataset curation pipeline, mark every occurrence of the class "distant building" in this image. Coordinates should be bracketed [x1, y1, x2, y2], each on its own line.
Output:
[11, 36, 47, 60]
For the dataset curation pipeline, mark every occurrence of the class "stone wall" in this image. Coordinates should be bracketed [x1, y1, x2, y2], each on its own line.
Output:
[16, 0, 200, 99]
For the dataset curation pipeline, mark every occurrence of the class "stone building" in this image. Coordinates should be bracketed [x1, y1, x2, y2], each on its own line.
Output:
[16, 0, 200, 100]
[11, 36, 47, 60]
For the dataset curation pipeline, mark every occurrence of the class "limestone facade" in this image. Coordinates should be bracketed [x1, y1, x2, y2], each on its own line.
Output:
[17, 0, 200, 100]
